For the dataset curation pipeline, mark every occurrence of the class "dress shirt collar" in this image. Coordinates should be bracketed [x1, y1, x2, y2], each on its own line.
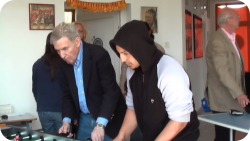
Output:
[221, 27, 236, 43]
[74, 41, 83, 67]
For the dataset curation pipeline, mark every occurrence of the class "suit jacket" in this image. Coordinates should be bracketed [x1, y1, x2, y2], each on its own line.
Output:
[205, 28, 245, 112]
[60, 41, 126, 139]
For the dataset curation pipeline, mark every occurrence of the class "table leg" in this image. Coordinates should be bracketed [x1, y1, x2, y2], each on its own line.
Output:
[230, 128, 233, 141]
[22, 121, 30, 129]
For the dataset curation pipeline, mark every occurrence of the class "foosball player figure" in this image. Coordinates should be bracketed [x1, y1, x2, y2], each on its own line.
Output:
[14, 132, 21, 141]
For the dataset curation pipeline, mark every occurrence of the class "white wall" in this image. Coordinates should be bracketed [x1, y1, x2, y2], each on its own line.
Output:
[0, 0, 64, 129]
[124, 0, 186, 67]
[185, 0, 208, 111]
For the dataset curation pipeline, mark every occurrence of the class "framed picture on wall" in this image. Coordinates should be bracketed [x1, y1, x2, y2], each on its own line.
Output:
[29, 3, 55, 30]
[193, 14, 203, 58]
[141, 7, 158, 33]
[185, 10, 192, 60]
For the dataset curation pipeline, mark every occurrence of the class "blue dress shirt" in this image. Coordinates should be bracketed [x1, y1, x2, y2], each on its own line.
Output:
[63, 41, 108, 126]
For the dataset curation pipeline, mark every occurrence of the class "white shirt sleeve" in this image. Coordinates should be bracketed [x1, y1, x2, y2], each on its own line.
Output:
[125, 67, 134, 110]
[157, 55, 193, 122]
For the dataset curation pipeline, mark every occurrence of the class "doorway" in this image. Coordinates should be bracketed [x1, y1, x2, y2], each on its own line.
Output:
[215, 3, 250, 72]
[77, 10, 121, 82]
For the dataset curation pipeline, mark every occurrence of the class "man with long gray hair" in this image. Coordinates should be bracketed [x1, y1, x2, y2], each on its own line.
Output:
[50, 22, 126, 141]
[205, 7, 249, 141]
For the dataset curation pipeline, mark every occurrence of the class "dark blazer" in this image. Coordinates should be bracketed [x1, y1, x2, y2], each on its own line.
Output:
[60, 41, 126, 139]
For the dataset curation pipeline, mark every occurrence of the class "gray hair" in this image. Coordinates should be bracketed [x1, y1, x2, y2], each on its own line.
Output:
[50, 22, 79, 44]
[217, 8, 234, 26]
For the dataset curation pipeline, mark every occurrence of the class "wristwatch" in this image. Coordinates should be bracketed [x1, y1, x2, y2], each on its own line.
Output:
[95, 123, 105, 129]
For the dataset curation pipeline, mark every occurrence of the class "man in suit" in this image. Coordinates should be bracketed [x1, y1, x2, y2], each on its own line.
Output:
[205, 7, 249, 141]
[50, 22, 126, 141]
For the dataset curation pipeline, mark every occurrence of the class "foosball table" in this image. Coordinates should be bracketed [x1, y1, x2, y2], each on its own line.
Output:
[1, 126, 87, 141]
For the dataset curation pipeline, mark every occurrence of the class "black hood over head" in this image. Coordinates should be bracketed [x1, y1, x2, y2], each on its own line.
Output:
[109, 20, 163, 71]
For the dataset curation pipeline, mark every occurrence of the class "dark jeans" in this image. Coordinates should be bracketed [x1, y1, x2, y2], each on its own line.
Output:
[130, 127, 143, 141]
[212, 111, 236, 141]
[38, 111, 62, 133]
[76, 113, 111, 141]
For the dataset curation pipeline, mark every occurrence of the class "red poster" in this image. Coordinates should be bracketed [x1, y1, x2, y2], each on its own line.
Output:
[193, 14, 203, 58]
[185, 10, 192, 60]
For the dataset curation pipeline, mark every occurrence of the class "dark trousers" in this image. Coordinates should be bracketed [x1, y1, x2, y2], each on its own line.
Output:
[212, 111, 236, 141]
[130, 127, 143, 141]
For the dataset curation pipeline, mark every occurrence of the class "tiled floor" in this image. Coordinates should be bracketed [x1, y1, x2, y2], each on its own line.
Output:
[198, 112, 215, 141]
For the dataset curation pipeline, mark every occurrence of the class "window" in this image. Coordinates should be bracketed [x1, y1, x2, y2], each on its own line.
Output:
[64, 9, 75, 23]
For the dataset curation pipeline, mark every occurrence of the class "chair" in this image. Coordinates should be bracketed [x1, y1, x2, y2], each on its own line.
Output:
[0, 104, 13, 116]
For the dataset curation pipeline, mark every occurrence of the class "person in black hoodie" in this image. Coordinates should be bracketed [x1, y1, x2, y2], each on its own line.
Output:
[109, 20, 199, 141]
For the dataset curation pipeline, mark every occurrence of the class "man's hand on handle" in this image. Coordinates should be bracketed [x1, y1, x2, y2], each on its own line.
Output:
[58, 121, 70, 134]
[91, 126, 105, 141]
[237, 94, 250, 107]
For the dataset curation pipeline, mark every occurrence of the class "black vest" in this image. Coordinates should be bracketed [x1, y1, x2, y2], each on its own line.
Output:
[130, 66, 200, 141]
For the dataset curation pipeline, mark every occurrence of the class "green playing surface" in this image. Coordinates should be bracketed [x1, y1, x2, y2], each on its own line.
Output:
[6, 137, 41, 141]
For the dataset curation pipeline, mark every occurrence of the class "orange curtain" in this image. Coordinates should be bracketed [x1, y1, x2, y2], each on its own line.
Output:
[66, 0, 126, 13]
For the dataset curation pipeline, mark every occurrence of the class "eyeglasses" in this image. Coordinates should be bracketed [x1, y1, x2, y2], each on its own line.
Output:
[230, 15, 240, 19]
